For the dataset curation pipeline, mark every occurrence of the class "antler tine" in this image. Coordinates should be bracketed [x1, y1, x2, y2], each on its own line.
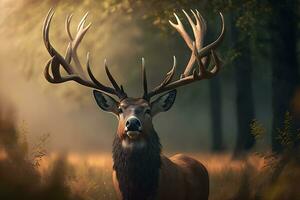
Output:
[194, 48, 221, 79]
[73, 14, 92, 50]
[169, 13, 193, 50]
[169, 10, 208, 78]
[194, 10, 207, 48]
[209, 50, 221, 75]
[86, 53, 118, 94]
[43, 9, 74, 75]
[77, 12, 89, 31]
[183, 9, 199, 48]
[104, 60, 127, 98]
[192, 42, 206, 77]
[69, 13, 92, 78]
[65, 14, 74, 41]
[183, 9, 208, 77]
[197, 12, 225, 58]
[43, 9, 55, 55]
[44, 56, 84, 84]
[43, 9, 126, 99]
[157, 56, 177, 88]
[146, 10, 225, 99]
[43, 9, 76, 76]
[44, 58, 59, 83]
[196, 10, 207, 35]
[64, 14, 73, 64]
[146, 56, 176, 98]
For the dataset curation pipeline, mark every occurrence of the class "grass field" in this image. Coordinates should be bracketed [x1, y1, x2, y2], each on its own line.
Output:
[35, 152, 279, 200]
[1, 143, 300, 200]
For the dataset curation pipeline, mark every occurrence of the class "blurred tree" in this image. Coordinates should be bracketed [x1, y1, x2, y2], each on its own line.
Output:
[230, 15, 255, 156]
[207, 1, 256, 157]
[209, 77, 224, 151]
[269, 0, 300, 152]
[207, 0, 271, 156]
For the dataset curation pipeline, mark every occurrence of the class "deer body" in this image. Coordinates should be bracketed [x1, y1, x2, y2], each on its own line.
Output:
[42, 8, 225, 200]
[113, 154, 209, 200]
[160, 155, 209, 199]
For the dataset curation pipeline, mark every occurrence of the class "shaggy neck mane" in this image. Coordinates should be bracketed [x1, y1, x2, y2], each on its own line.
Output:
[112, 131, 161, 200]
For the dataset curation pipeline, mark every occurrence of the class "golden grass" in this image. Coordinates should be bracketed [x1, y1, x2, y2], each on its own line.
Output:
[35, 153, 267, 200]
[1, 149, 299, 199]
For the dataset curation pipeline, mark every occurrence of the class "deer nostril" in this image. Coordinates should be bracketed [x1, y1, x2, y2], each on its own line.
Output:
[126, 120, 130, 127]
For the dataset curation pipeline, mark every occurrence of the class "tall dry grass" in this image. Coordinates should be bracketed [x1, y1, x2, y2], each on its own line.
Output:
[33, 151, 300, 200]
[0, 97, 82, 200]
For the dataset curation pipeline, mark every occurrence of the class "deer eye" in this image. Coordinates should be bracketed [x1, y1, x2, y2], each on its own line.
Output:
[145, 108, 151, 115]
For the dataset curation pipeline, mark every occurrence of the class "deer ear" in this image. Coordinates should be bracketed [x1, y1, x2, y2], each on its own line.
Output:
[151, 90, 177, 116]
[93, 90, 119, 114]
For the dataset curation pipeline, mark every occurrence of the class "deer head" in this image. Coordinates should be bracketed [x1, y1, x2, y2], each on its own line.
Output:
[43, 9, 224, 149]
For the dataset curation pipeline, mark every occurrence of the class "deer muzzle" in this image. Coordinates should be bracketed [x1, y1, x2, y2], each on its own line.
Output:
[125, 116, 142, 139]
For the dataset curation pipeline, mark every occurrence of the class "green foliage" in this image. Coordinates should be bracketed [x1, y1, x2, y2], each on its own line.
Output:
[207, 0, 272, 63]
[101, 0, 214, 32]
[251, 112, 300, 188]
[276, 112, 300, 150]
[209, 0, 271, 40]
[250, 119, 266, 140]
[232, 112, 300, 200]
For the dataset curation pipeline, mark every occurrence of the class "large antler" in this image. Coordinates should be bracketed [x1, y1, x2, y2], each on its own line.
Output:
[143, 10, 225, 100]
[43, 9, 127, 99]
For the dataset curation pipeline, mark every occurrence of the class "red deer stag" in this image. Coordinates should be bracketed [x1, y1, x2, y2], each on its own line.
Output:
[43, 9, 225, 200]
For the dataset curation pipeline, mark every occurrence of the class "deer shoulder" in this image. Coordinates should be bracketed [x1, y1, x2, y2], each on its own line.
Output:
[158, 154, 209, 200]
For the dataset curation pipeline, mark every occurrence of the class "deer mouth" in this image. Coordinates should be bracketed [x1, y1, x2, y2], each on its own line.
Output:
[122, 133, 146, 149]
[125, 131, 141, 140]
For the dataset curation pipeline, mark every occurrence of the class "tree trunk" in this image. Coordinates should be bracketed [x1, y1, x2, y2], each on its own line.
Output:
[233, 44, 255, 155]
[230, 14, 255, 157]
[270, 0, 299, 152]
[209, 77, 224, 151]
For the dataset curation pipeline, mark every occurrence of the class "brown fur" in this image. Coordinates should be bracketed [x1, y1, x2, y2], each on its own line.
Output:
[113, 154, 209, 200]
[158, 154, 209, 200]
